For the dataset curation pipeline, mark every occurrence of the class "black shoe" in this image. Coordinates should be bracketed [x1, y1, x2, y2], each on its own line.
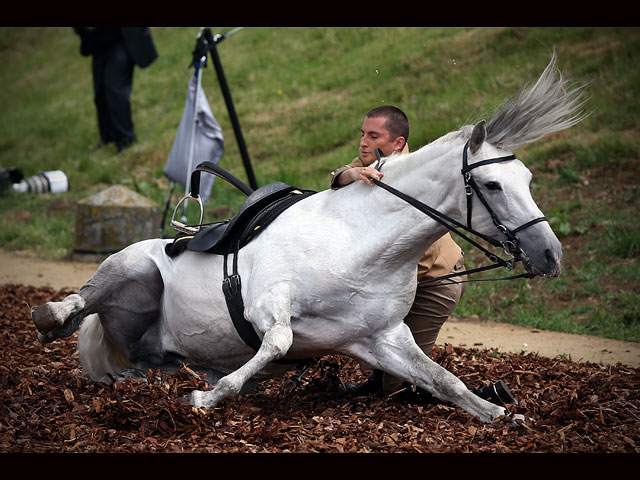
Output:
[472, 380, 518, 407]
[90, 141, 104, 151]
[116, 136, 136, 152]
[345, 369, 384, 396]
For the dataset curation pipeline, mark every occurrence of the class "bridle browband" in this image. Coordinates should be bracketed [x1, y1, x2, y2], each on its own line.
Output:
[371, 141, 548, 288]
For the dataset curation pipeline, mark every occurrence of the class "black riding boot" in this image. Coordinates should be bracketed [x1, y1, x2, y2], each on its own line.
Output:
[472, 379, 518, 406]
[345, 369, 384, 396]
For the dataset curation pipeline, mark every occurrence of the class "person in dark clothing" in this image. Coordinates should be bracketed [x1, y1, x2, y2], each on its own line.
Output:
[74, 27, 158, 151]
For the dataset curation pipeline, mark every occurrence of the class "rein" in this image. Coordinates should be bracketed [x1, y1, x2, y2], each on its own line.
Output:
[371, 142, 548, 288]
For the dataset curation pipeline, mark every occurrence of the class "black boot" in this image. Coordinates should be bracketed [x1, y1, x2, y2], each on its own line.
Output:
[345, 369, 384, 396]
[472, 380, 518, 407]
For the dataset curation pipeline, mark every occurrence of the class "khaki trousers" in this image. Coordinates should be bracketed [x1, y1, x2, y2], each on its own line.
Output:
[381, 254, 467, 395]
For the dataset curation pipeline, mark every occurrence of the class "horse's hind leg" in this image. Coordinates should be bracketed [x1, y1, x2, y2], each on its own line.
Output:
[31, 240, 164, 344]
[31, 253, 120, 344]
[32, 293, 86, 344]
[190, 283, 294, 409]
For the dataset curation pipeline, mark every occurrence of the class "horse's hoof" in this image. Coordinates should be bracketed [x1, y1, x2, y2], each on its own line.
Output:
[37, 331, 51, 345]
[509, 413, 535, 427]
[31, 303, 60, 336]
[190, 390, 208, 408]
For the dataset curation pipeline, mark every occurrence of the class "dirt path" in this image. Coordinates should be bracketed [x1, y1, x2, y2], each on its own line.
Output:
[2, 249, 638, 368]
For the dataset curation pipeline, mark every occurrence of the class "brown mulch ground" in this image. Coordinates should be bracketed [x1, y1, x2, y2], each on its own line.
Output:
[1, 284, 639, 453]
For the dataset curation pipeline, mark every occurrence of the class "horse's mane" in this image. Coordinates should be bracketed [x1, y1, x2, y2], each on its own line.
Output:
[384, 52, 588, 169]
[484, 51, 589, 150]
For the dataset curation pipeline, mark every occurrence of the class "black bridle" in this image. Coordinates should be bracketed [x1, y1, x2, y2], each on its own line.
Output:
[461, 140, 548, 260]
[371, 142, 548, 288]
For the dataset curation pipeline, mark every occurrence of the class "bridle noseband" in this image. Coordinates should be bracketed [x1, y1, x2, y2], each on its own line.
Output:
[371, 141, 549, 287]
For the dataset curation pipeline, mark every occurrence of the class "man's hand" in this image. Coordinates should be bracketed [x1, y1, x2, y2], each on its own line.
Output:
[336, 166, 384, 186]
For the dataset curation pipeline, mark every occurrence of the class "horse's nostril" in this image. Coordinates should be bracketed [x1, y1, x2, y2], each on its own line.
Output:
[544, 249, 558, 268]
[544, 248, 562, 276]
[546, 248, 561, 263]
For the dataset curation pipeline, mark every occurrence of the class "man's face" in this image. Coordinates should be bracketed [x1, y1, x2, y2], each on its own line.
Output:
[359, 116, 401, 166]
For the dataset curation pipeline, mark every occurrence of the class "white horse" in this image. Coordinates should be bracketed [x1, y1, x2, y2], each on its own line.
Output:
[31, 55, 587, 424]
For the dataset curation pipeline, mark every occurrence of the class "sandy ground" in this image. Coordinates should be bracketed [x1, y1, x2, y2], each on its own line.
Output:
[1, 249, 638, 368]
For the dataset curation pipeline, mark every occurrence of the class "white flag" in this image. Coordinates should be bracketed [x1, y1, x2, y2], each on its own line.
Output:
[164, 73, 224, 203]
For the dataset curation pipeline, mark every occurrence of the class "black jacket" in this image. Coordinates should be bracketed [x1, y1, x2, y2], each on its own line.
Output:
[74, 27, 158, 68]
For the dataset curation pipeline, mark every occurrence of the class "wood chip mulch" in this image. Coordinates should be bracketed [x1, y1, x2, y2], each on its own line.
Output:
[1, 284, 639, 453]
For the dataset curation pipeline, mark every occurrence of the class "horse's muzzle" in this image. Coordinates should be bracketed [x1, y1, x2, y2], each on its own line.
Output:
[517, 245, 562, 278]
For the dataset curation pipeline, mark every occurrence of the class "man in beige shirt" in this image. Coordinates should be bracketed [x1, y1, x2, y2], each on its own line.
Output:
[331, 106, 516, 407]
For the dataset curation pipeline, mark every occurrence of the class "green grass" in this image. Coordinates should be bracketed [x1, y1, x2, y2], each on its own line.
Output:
[1, 27, 639, 342]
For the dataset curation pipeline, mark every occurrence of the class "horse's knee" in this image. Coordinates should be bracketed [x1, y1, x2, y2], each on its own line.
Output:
[431, 376, 468, 403]
[263, 324, 293, 359]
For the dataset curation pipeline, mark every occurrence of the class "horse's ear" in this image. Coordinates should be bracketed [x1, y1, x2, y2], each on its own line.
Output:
[469, 120, 487, 154]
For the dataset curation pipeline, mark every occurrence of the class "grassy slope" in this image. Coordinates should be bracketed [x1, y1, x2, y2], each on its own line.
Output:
[0, 27, 638, 341]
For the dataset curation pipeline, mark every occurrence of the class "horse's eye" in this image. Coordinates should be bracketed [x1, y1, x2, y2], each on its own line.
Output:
[484, 181, 502, 191]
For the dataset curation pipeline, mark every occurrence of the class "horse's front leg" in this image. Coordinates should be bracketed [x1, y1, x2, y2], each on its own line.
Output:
[359, 323, 524, 424]
[190, 283, 293, 409]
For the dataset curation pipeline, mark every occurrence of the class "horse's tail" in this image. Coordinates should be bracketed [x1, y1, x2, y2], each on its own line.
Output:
[78, 314, 134, 380]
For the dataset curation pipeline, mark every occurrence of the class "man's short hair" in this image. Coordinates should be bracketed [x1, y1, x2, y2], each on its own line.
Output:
[366, 106, 410, 143]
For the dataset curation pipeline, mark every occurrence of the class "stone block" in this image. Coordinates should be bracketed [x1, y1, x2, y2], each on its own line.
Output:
[74, 185, 161, 261]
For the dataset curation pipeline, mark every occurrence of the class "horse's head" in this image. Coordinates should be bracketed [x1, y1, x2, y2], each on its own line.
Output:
[463, 121, 562, 277]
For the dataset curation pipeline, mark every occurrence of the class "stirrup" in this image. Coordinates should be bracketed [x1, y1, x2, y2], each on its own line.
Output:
[170, 193, 204, 234]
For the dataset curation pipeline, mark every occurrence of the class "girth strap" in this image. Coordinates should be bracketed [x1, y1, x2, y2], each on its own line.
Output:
[220, 192, 314, 364]
[222, 238, 262, 352]
[222, 245, 303, 364]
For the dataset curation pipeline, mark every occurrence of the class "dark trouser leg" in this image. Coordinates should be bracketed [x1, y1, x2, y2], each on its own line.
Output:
[345, 369, 384, 396]
[97, 41, 136, 149]
[92, 53, 112, 145]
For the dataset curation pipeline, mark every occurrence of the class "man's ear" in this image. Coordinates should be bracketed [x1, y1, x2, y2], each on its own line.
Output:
[393, 136, 407, 153]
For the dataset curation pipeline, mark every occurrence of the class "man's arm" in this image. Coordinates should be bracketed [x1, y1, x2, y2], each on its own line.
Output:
[330, 161, 384, 189]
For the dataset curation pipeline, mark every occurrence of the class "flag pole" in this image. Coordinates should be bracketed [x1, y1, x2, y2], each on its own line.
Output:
[181, 53, 205, 223]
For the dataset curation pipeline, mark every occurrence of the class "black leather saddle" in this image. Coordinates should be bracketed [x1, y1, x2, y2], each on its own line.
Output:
[165, 165, 315, 258]
[190, 181, 312, 254]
